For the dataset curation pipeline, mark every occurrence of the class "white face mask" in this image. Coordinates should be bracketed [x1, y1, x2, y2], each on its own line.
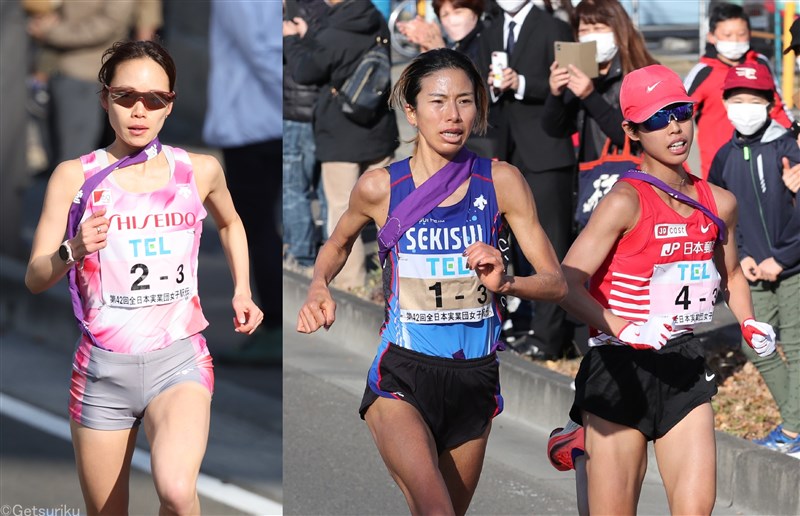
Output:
[496, 0, 527, 14]
[726, 102, 768, 135]
[715, 40, 749, 61]
[579, 32, 618, 64]
[440, 10, 478, 42]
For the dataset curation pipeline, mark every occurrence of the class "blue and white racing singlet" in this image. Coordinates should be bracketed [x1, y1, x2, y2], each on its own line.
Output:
[377, 156, 507, 360]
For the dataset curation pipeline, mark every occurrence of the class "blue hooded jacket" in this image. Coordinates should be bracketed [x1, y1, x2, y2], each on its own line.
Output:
[709, 120, 800, 279]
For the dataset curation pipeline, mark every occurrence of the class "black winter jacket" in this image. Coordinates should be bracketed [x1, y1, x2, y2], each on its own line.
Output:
[708, 120, 800, 279]
[283, 0, 327, 123]
[284, 0, 399, 163]
[283, 70, 318, 123]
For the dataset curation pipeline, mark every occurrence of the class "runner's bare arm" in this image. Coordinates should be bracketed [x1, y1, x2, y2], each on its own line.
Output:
[194, 152, 263, 334]
[709, 183, 755, 324]
[297, 168, 390, 333]
[465, 162, 566, 301]
[25, 159, 99, 293]
[559, 182, 640, 337]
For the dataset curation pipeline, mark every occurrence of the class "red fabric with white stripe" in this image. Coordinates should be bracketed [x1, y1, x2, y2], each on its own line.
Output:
[588, 176, 720, 341]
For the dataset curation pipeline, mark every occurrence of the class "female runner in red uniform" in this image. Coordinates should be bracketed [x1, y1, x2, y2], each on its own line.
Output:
[557, 64, 776, 514]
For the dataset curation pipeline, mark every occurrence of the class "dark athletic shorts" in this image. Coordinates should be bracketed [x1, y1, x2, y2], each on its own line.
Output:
[359, 343, 503, 455]
[569, 334, 717, 440]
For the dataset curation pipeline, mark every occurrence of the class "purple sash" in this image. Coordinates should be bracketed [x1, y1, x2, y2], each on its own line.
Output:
[620, 169, 727, 242]
[377, 147, 476, 265]
[66, 138, 163, 345]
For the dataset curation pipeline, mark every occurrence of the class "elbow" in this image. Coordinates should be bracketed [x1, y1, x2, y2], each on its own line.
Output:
[25, 273, 44, 295]
[554, 278, 569, 303]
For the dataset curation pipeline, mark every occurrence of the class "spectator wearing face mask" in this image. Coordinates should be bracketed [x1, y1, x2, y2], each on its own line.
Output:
[476, 0, 575, 360]
[684, 2, 794, 180]
[708, 62, 800, 458]
[396, 0, 503, 159]
[543, 0, 658, 166]
[396, 0, 489, 65]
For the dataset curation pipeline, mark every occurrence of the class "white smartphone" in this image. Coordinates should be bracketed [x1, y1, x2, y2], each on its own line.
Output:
[491, 51, 508, 88]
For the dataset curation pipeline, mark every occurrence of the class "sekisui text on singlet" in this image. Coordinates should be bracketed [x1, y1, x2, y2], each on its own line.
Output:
[589, 176, 722, 346]
[74, 146, 209, 354]
[378, 157, 507, 359]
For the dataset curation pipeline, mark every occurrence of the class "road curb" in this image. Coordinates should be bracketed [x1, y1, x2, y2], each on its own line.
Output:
[284, 269, 799, 515]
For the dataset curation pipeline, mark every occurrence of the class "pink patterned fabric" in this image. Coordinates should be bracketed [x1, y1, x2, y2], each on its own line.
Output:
[74, 146, 209, 355]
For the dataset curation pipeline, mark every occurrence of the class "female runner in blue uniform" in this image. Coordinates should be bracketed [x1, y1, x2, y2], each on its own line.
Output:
[296, 48, 567, 515]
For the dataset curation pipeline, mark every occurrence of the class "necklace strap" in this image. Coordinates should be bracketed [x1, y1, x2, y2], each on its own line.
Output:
[621, 169, 727, 242]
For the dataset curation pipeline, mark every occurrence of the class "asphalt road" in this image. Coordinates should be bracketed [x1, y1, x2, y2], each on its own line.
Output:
[281, 267, 758, 516]
[0, 238, 282, 515]
[282, 323, 752, 515]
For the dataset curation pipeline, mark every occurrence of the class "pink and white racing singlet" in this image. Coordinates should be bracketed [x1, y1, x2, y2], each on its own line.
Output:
[75, 146, 209, 354]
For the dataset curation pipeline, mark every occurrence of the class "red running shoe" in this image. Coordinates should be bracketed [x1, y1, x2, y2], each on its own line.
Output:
[547, 420, 585, 471]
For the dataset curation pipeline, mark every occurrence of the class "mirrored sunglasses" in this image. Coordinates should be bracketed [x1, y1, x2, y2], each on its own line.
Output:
[639, 103, 694, 131]
[104, 85, 176, 110]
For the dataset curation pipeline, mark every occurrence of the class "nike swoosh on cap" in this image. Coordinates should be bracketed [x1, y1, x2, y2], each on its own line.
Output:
[646, 80, 662, 93]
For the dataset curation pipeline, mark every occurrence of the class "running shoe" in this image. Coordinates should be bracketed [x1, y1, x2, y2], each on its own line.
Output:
[787, 442, 800, 460]
[752, 424, 800, 454]
[547, 420, 585, 471]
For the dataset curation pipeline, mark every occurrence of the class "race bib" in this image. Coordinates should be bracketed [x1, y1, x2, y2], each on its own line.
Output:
[650, 259, 720, 326]
[397, 252, 492, 324]
[100, 229, 196, 308]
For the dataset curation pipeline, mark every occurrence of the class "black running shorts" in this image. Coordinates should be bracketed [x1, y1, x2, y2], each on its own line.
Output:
[359, 343, 503, 454]
[569, 334, 717, 440]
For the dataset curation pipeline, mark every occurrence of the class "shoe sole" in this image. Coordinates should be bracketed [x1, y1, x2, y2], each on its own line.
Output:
[547, 426, 584, 471]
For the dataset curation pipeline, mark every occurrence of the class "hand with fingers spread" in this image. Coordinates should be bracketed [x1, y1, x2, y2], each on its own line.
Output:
[616, 316, 674, 350]
[71, 207, 110, 261]
[232, 294, 264, 334]
[741, 318, 776, 357]
[397, 16, 445, 52]
[297, 280, 337, 333]
[463, 241, 507, 293]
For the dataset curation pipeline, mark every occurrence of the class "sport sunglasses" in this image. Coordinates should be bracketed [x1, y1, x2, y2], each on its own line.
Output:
[638, 103, 694, 131]
[104, 85, 176, 110]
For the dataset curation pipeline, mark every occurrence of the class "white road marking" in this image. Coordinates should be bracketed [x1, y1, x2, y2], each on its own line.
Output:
[0, 392, 282, 515]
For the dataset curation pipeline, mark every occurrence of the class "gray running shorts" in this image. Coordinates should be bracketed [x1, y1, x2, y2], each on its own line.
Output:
[69, 336, 214, 430]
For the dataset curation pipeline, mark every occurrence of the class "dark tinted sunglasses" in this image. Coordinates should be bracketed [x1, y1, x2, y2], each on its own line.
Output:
[104, 85, 176, 110]
[639, 103, 694, 131]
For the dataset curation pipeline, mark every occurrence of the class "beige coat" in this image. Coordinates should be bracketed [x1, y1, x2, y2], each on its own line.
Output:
[36, 0, 136, 83]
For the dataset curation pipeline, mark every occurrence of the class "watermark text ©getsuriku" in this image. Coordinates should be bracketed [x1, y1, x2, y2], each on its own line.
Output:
[0, 505, 81, 516]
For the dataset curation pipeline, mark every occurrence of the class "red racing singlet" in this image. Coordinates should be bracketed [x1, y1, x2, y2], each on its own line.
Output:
[588, 176, 722, 346]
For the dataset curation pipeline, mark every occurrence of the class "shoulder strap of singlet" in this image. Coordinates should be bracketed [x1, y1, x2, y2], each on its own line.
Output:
[387, 158, 413, 213]
[471, 157, 493, 180]
[166, 146, 193, 184]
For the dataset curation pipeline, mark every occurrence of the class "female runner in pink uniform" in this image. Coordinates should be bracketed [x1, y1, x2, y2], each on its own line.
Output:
[25, 40, 263, 515]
